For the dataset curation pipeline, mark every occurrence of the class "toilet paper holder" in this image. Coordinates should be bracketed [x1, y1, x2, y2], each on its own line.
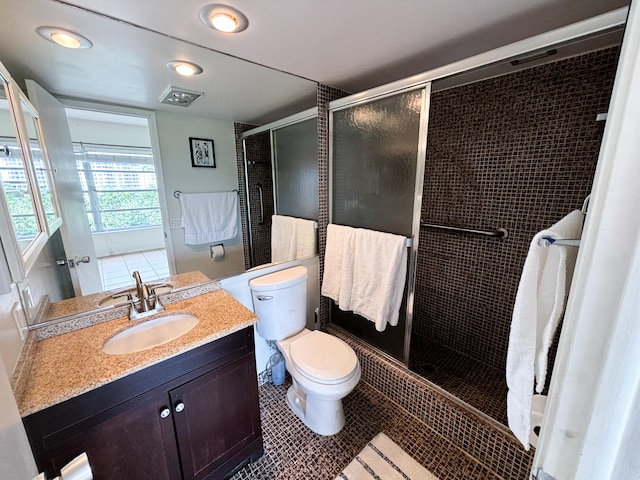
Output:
[210, 244, 225, 261]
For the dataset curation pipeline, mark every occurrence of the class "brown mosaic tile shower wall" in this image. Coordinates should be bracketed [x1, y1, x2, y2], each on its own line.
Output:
[414, 47, 620, 371]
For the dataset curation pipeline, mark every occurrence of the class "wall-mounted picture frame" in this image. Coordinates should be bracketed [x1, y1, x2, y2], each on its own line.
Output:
[189, 137, 216, 168]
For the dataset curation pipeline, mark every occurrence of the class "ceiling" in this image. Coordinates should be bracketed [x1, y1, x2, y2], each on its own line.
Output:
[0, 0, 630, 124]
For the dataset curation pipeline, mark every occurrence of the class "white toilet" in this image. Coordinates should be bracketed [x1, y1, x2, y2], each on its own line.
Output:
[249, 266, 361, 436]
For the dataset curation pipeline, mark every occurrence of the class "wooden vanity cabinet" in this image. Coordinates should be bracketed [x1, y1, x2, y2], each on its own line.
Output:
[23, 327, 263, 480]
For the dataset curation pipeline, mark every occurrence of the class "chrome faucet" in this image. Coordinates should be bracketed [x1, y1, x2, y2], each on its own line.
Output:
[130, 271, 164, 320]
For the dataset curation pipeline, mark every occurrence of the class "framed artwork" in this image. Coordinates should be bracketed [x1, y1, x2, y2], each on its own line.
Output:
[189, 137, 216, 168]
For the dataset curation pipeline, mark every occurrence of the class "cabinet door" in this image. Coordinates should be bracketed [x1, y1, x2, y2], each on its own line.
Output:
[170, 353, 262, 480]
[39, 388, 182, 480]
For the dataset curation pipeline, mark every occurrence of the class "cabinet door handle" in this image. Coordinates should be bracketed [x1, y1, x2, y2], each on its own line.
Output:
[160, 407, 171, 419]
[174, 402, 185, 413]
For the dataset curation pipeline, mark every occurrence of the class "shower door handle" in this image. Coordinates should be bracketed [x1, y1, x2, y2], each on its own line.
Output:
[256, 183, 265, 225]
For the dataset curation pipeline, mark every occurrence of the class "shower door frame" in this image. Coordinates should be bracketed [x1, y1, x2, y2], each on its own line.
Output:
[326, 8, 627, 367]
[328, 84, 431, 366]
[242, 107, 318, 268]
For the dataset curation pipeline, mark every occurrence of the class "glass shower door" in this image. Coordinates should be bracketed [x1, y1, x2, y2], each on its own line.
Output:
[243, 131, 274, 268]
[273, 117, 318, 220]
[330, 86, 429, 362]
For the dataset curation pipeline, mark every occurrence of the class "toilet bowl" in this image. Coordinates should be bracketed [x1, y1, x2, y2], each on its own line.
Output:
[249, 266, 361, 435]
[278, 329, 361, 435]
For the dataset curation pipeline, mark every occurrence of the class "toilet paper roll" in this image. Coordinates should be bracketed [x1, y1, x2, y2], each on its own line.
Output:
[60, 452, 93, 480]
[210, 244, 225, 261]
[529, 394, 547, 449]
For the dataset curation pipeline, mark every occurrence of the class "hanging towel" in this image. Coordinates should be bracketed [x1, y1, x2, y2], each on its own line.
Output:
[271, 215, 317, 263]
[321, 224, 356, 309]
[348, 228, 408, 332]
[179, 192, 238, 245]
[506, 209, 584, 449]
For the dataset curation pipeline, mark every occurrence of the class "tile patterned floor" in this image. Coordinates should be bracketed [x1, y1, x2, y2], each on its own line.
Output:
[232, 379, 501, 480]
[409, 336, 508, 425]
[97, 249, 170, 291]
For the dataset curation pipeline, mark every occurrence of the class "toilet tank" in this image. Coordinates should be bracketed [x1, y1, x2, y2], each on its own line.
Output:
[249, 266, 308, 341]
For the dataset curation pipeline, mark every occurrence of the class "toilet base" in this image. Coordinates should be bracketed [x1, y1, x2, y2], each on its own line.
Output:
[286, 385, 346, 436]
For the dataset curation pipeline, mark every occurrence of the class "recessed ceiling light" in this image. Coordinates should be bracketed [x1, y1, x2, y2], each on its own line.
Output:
[199, 4, 249, 33]
[167, 61, 203, 77]
[36, 26, 92, 49]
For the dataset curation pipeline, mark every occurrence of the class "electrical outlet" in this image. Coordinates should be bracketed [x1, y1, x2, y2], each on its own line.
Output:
[170, 218, 182, 229]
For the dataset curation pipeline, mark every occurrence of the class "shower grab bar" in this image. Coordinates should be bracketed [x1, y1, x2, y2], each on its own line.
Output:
[420, 222, 509, 239]
[256, 183, 265, 225]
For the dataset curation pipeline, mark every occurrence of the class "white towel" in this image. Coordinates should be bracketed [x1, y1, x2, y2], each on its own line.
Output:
[271, 215, 317, 263]
[506, 209, 584, 449]
[321, 224, 355, 308]
[349, 228, 407, 332]
[179, 192, 238, 245]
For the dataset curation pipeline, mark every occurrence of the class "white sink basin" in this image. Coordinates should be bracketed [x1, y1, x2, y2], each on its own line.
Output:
[97, 284, 173, 308]
[102, 314, 199, 355]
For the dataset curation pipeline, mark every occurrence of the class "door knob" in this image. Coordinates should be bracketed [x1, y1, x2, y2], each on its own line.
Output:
[160, 407, 171, 419]
[175, 402, 185, 413]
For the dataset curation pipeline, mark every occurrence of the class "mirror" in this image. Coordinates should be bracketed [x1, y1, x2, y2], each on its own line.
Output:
[0, 0, 318, 325]
[242, 110, 319, 269]
[0, 74, 50, 280]
[19, 96, 62, 235]
[0, 89, 40, 255]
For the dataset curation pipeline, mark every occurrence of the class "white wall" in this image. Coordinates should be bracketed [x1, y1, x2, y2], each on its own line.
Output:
[0, 356, 37, 480]
[0, 287, 36, 479]
[220, 256, 320, 376]
[0, 284, 25, 376]
[155, 111, 245, 280]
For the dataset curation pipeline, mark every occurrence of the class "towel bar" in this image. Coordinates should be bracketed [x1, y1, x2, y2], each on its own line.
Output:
[538, 237, 581, 247]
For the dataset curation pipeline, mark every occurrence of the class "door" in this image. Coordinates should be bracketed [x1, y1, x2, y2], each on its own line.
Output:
[170, 354, 262, 480]
[25, 80, 102, 295]
[329, 86, 429, 362]
[243, 131, 274, 268]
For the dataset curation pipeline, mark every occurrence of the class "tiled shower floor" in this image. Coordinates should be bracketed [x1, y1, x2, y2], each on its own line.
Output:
[232, 378, 501, 480]
[409, 336, 508, 425]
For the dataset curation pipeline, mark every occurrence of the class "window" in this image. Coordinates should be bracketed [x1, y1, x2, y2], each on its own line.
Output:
[74, 143, 162, 232]
[0, 137, 40, 243]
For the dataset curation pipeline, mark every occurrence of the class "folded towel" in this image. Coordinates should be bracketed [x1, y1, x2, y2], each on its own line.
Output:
[179, 192, 238, 245]
[349, 228, 408, 332]
[271, 215, 317, 263]
[321, 224, 355, 307]
[506, 209, 583, 449]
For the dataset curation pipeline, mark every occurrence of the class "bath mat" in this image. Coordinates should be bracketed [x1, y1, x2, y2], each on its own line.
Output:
[336, 432, 438, 480]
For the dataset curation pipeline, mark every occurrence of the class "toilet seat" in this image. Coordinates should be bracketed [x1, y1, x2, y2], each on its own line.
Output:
[289, 331, 358, 385]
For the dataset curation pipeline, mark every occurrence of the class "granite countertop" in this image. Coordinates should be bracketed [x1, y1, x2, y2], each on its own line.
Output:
[16, 289, 258, 417]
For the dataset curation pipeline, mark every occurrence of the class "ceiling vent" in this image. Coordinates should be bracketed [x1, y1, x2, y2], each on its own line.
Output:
[160, 87, 203, 107]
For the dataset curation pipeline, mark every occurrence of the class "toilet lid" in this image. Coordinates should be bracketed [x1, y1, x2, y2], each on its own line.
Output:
[289, 331, 358, 384]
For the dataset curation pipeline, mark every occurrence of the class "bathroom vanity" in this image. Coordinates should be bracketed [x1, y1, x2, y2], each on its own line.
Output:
[14, 285, 263, 480]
